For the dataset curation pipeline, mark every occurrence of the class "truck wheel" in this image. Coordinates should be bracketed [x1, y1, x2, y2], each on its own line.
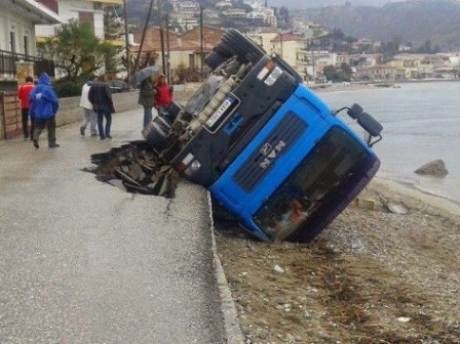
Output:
[143, 116, 172, 152]
[214, 41, 234, 57]
[205, 51, 229, 70]
[222, 29, 265, 64]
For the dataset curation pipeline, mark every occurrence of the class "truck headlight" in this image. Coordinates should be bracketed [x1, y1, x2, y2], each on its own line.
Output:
[191, 160, 202, 171]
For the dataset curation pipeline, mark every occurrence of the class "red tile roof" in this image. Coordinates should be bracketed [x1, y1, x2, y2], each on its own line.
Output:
[270, 32, 304, 43]
[132, 26, 226, 53]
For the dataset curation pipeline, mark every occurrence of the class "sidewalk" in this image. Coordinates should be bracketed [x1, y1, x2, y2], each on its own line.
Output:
[0, 110, 225, 343]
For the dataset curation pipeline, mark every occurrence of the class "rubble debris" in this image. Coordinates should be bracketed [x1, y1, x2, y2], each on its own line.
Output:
[415, 159, 449, 177]
[376, 192, 409, 215]
[386, 202, 409, 215]
[273, 265, 285, 274]
[86, 141, 179, 198]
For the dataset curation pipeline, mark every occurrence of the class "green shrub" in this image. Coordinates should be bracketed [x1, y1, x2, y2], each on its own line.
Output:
[54, 79, 85, 98]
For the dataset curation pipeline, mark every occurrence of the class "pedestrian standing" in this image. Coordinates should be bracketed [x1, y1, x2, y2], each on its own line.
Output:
[154, 74, 173, 119]
[138, 76, 156, 128]
[29, 73, 59, 149]
[89, 77, 115, 140]
[79, 78, 98, 136]
[18, 76, 35, 140]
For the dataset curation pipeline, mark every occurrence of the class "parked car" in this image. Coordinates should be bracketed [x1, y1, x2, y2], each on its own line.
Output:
[108, 80, 130, 93]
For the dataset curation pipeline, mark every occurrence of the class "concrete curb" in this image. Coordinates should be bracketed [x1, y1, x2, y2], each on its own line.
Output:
[207, 192, 245, 344]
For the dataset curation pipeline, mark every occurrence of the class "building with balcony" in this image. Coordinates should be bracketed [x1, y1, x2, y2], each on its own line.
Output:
[222, 8, 248, 19]
[248, 30, 278, 52]
[36, 0, 124, 41]
[1, 0, 61, 86]
[296, 50, 338, 81]
[270, 33, 307, 78]
[1, 0, 62, 140]
[354, 65, 404, 81]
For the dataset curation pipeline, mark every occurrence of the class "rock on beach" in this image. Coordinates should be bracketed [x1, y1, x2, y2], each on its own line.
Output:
[414, 159, 448, 178]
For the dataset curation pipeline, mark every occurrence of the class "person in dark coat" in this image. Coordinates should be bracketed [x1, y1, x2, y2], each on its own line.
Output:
[89, 77, 115, 140]
[138, 76, 156, 128]
[29, 73, 59, 149]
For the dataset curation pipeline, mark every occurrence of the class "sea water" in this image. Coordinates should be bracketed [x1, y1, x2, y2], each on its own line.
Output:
[321, 81, 460, 203]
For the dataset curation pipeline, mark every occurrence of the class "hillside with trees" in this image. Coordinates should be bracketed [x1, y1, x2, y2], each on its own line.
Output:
[297, 0, 460, 51]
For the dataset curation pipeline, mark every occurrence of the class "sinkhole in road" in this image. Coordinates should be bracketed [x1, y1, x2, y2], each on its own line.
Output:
[84, 141, 179, 198]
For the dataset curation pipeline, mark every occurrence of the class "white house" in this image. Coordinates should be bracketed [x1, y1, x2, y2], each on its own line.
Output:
[1, 0, 61, 55]
[1, 0, 62, 83]
[35, 0, 123, 40]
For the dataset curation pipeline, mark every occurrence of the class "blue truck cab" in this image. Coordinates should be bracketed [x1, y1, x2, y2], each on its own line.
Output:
[210, 84, 380, 241]
[144, 29, 382, 242]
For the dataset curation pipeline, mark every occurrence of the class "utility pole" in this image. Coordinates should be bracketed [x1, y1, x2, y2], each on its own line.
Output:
[311, 49, 316, 82]
[165, 13, 171, 83]
[280, 32, 284, 59]
[122, 0, 130, 82]
[200, 5, 204, 80]
[159, 1, 166, 76]
[134, 0, 155, 74]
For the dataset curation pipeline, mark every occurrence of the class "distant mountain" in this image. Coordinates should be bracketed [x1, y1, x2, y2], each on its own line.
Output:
[297, 0, 460, 50]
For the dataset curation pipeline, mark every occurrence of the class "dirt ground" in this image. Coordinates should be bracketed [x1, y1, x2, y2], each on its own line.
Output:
[215, 180, 460, 344]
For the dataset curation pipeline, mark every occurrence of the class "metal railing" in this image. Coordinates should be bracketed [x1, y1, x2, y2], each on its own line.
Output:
[0, 50, 55, 77]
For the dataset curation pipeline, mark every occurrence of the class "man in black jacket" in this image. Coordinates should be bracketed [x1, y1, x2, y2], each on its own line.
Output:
[89, 77, 115, 140]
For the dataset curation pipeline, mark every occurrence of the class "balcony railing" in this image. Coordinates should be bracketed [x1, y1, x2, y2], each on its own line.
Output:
[0, 50, 55, 77]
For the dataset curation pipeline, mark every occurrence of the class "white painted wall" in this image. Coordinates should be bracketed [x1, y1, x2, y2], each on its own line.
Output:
[0, 8, 37, 55]
[36, 0, 105, 39]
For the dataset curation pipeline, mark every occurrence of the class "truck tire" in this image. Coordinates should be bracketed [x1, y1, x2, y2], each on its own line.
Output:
[222, 29, 265, 64]
[143, 115, 172, 152]
[205, 51, 229, 70]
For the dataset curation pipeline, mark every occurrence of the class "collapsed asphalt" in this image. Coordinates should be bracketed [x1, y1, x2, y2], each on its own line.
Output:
[85, 140, 179, 198]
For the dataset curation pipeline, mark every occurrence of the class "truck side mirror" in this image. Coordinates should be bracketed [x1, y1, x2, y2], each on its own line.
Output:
[358, 112, 383, 137]
[347, 103, 363, 119]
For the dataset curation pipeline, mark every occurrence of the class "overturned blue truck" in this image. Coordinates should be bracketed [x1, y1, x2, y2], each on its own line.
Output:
[144, 30, 383, 242]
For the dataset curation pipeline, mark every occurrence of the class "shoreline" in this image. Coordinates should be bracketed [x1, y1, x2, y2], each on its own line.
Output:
[311, 78, 460, 93]
[215, 175, 460, 343]
[374, 176, 460, 216]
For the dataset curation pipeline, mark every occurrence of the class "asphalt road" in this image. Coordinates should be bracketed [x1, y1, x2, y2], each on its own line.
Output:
[0, 110, 225, 343]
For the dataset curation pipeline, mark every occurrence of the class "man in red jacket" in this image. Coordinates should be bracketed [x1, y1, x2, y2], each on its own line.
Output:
[18, 76, 35, 140]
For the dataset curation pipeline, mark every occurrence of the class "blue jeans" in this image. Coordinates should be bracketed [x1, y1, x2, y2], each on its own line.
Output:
[143, 106, 152, 128]
[97, 110, 112, 139]
[81, 108, 97, 135]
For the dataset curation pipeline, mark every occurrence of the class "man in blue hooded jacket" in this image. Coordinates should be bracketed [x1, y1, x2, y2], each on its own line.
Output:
[29, 73, 60, 149]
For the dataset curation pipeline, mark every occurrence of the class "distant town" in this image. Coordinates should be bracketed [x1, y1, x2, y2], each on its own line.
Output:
[1, 0, 460, 93]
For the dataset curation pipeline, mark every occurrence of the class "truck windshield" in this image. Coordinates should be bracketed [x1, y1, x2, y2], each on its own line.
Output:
[254, 127, 369, 241]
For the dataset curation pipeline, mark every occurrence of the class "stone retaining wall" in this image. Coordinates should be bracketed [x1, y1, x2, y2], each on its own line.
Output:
[56, 91, 141, 127]
[0, 85, 198, 141]
[0, 92, 22, 140]
[0, 91, 141, 141]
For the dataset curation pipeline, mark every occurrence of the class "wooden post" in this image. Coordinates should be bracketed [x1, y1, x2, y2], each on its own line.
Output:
[200, 5, 204, 80]
[165, 13, 171, 83]
[159, 2, 166, 76]
[123, 0, 131, 82]
[133, 0, 155, 74]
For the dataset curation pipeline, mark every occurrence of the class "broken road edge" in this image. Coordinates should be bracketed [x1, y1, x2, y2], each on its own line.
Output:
[207, 192, 246, 344]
